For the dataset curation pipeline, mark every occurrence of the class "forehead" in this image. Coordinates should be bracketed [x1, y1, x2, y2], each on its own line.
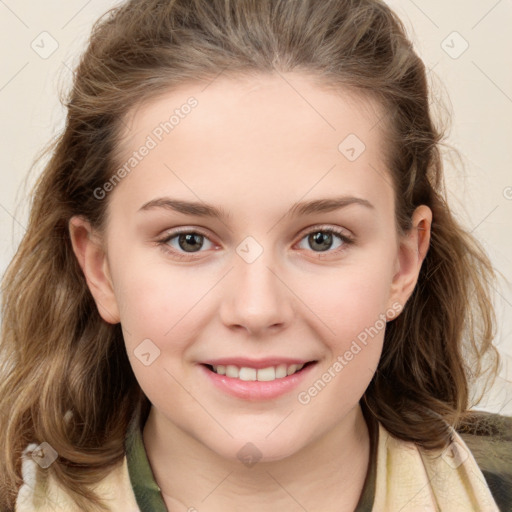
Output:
[109, 72, 394, 224]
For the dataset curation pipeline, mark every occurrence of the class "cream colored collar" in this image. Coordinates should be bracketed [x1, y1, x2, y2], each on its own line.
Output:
[373, 422, 499, 511]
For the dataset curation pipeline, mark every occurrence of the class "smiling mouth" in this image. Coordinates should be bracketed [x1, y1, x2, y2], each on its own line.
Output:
[202, 361, 317, 382]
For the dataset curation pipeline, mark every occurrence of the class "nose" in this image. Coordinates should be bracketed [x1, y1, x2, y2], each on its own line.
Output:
[219, 249, 295, 337]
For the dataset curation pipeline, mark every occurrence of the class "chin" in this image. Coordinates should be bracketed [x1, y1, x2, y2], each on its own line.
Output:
[213, 435, 305, 466]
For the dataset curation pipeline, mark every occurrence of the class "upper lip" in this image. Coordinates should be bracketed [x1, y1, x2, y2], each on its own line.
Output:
[201, 357, 316, 369]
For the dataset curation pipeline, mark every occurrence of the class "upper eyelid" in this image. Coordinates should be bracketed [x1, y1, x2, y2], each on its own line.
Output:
[296, 224, 352, 238]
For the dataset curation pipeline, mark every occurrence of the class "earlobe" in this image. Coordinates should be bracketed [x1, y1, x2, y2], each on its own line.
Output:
[388, 205, 432, 314]
[68, 216, 120, 324]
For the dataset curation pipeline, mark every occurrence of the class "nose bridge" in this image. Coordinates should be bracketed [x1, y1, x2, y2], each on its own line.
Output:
[219, 235, 293, 335]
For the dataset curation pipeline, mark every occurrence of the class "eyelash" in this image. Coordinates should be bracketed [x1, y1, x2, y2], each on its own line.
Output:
[156, 225, 355, 261]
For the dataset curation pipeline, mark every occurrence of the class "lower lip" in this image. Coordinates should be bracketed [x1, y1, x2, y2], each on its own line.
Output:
[199, 362, 317, 401]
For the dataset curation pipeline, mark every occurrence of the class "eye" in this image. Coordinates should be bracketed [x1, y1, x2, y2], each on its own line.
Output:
[156, 225, 354, 261]
[157, 228, 215, 260]
[296, 226, 354, 255]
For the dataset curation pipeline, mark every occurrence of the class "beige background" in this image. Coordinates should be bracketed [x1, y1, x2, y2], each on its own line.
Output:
[0, 0, 511, 414]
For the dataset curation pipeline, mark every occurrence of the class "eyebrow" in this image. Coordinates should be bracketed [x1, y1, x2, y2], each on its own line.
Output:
[138, 196, 375, 221]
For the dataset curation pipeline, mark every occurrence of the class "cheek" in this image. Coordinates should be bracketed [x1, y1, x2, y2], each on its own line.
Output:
[295, 257, 394, 333]
[289, 254, 394, 397]
[114, 266, 204, 399]
[111, 255, 206, 351]
[295, 267, 390, 412]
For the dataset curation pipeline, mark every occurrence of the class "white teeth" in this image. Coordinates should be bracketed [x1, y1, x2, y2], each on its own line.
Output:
[275, 364, 288, 378]
[257, 367, 275, 381]
[239, 367, 257, 381]
[211, 362, 307, 381]
[226, 365, 238, 378]
[287, 364, 298, 376]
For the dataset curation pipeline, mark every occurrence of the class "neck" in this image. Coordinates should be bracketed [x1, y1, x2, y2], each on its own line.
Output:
[142, 404, 371, 512]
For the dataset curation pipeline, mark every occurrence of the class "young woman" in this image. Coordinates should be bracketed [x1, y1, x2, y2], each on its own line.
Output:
[1, 0, 510, 510]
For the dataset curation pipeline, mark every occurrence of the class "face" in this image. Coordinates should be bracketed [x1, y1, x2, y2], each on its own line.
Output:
[71, 72, 430, 463]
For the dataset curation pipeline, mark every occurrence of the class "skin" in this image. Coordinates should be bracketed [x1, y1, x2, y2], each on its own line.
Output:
[69, 72, 431, 511]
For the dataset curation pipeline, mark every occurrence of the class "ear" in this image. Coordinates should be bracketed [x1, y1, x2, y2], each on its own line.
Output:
[387, 205, 432, 317]
[68, 216, 120, 324]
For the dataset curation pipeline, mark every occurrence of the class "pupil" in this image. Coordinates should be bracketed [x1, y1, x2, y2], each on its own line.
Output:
[310, 231, 332, 252]
[179, 233, 203, 252]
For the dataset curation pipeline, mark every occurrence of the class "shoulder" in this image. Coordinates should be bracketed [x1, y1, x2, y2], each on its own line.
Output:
[15, 445, 140, 512]
[457, 410, 512, 512]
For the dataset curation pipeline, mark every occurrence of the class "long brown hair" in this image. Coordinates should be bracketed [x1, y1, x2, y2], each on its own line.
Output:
[0, 0, 500, 510]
